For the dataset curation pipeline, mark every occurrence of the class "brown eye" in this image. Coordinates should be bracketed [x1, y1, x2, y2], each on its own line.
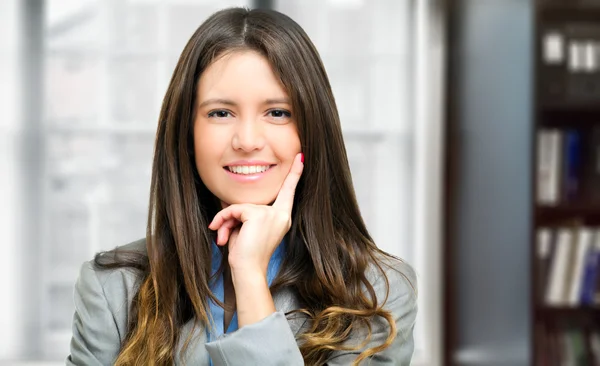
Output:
[208, 110, 232, 118]
[268, 109, 292, 118]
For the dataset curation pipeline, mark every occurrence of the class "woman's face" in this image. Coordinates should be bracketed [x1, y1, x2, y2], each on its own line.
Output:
[194, 50, 301, 208]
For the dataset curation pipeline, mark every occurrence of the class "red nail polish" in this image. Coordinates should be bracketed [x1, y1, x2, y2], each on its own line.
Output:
[301, 153, 304, 163]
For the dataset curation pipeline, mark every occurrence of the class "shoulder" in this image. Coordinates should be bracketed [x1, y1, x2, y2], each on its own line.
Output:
[102, 236, 148, 256]
[364, 252, 418, 352]
[74, 238, 148, 340]
[88, 237, 148, 291]
[366, 252, 418, 311]
[320, 252, 418, 364]
[68, 238, 147, 362]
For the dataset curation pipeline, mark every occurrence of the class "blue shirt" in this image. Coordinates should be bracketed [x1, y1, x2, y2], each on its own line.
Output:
[206, 238, 287, 364]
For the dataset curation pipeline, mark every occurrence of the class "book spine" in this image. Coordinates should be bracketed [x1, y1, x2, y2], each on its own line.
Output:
[563, 129, 583, 203]
[588, 127, 600, 203]
[569, 228, 594, 306]
[546, 228, 575, 306]
[538, 228, 554, 303]
[580, 236, 599, 306]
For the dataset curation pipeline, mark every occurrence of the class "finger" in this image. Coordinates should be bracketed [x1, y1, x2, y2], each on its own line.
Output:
[273, 152, 304, 213]
[217, 226, 229, 246]
[216, 219, 238, 245]
[209, 204, 252, 230]
[209, 205, 239, 230]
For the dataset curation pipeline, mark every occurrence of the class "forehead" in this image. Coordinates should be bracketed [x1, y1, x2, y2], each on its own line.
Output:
[197, 50, 289, 100]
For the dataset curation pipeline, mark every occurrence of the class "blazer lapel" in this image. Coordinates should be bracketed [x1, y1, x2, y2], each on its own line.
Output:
[272, 286, 310, 336]
[175, 317, 209, 365]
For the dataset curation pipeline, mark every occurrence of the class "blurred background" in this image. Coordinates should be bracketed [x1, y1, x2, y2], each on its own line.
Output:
[7, 0, 591, 365]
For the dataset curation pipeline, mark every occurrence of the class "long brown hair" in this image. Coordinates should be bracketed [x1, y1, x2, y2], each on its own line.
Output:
[95, 7, 416, 365]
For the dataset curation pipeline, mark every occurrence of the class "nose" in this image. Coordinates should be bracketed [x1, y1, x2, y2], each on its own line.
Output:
[231, 118, 265, 152]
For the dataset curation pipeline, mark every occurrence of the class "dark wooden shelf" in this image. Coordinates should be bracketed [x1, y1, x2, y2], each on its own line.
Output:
[536, 306, 600, 321]
[541, 103, 600, 113]
[539, 5, 600, 21]
[539, 4, 600, 11]
[539, 104, 600, 127]
[537, 306, 600, 314]
[536, 307, 600, 328]
[536, 204, 600, 223]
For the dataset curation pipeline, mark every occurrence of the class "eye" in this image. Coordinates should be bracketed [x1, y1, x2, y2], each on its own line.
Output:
[207, 110, 233, 118]
[267, 109, 292, 119]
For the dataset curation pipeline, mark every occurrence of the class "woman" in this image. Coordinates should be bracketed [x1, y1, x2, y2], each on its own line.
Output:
[67, 7, 417, 366]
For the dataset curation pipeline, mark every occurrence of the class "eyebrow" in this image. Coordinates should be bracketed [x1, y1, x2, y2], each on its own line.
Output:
[264, 98, 291, 105]
[198, 98, 291, 109]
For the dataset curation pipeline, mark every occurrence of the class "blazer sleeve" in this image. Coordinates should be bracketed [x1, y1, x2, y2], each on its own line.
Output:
[205, 310, 304, 365]
[205, 260, 418, 366]
[66, 261, 122, 366]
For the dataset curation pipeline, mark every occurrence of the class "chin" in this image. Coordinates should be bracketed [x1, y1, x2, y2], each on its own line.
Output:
[223, 193, 277, 206]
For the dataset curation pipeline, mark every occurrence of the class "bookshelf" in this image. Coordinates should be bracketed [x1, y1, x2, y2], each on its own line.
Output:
[533, 0, 600, 364]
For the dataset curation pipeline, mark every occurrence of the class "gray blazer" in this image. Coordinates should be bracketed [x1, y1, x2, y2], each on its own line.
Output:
[66, 238, 418, 365]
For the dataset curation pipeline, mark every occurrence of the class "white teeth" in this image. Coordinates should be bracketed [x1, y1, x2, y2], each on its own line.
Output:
[227, 165, 271, 175]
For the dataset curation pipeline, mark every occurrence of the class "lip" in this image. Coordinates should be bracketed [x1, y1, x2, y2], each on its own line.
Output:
[224, 160, 276, 167]
[223, 162, 276, 183]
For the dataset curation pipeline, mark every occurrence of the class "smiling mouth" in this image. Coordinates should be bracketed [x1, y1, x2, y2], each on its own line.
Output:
[224, 165, 275, 175]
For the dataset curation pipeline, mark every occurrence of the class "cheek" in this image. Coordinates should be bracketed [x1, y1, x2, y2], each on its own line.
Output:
[195, 124, 228, 155]
[194, 127, 225, 174]
[268, 126, 301, 157]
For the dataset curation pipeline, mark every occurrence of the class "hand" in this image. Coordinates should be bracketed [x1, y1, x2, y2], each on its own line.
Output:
[208, 153, 304, 276]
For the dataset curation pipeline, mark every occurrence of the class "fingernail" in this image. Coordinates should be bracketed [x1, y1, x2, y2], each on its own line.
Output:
[300, 153, 304, 163]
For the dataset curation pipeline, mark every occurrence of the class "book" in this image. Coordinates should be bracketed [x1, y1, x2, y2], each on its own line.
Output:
[564, 23, 600, 102]
[583, 126, 600, 203]
[593, 230, 600, 305]
[568, 227, 594, 306]
[538, 129, 564, 205]
[546, 227, 577, 306]
[580, 229, 600, 306]
[538, 228, 555, 303]
[540, 26, 568, 103]
[563, 129, 583, 202]
[591, 331, 600, 365]
[572, 330, 588, 366]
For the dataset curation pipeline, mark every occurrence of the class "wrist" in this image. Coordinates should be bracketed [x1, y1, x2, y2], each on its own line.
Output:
[230, 267, 268, 288]
[228, 256, 267, 279]
[230, 268, 275, 327]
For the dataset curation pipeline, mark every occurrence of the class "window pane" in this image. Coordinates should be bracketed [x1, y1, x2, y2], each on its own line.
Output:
[46, 0, 105, 51]
[45, 55, 102, 124]
[109, 3, 160, 52]
[109, 58, 160, 123]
